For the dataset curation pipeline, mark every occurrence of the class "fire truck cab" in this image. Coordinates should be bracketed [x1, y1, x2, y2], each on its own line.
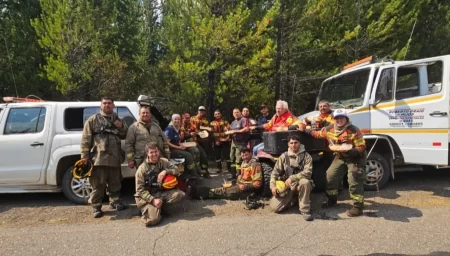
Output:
[301, 55, 450, 189]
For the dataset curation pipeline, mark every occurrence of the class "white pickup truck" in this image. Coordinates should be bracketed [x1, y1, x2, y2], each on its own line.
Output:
[0, 99, 140, 204]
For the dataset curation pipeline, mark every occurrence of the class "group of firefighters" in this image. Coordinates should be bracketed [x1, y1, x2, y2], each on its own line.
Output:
[80, 97, 367, 226]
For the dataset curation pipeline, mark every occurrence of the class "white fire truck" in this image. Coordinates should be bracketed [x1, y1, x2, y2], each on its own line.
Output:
[301, 55, 450, 189]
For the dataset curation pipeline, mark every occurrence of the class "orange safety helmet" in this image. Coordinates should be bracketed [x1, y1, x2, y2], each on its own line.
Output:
[162, 174, 178, 189]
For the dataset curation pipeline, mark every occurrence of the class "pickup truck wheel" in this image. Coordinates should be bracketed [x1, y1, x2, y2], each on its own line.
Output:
[62, 166, 92, 205]
[364, 152, 390, 191]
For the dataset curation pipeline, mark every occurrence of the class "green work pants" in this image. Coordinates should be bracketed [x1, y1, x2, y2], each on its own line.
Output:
[230, 141, 244, 170]
[326, 153, 367, 208]
[88, 166, 122, 207]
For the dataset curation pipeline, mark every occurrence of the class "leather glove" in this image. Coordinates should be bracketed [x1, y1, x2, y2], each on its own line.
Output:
[128, 160, 136, 169]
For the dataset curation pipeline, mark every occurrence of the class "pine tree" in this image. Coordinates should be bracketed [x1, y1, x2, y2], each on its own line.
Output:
[0, 0, 52, 98]
[160, 0, 279, 118]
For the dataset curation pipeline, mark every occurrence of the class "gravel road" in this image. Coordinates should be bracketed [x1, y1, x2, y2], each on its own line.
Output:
[1, 169, 450, 255]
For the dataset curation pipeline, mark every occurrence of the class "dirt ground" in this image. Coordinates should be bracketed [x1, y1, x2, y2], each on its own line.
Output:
[1, 167, 450, 228]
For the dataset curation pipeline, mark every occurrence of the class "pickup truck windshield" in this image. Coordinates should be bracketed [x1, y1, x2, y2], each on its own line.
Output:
[318, 68, 370, 109]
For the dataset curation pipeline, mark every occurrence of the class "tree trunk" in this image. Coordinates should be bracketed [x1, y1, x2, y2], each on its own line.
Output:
[274, 1, 283, 106]
[207, 47, 216, 121]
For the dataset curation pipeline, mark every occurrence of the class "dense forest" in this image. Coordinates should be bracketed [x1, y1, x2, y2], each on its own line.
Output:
[1, 0, 449, 118]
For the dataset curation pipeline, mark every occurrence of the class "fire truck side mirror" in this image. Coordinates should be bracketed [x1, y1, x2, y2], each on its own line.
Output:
[373, 92, 383, 107]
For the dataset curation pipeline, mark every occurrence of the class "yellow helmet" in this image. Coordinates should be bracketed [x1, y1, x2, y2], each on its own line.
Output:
[72, 160, 93, 179]
[276, 180, 288, 197]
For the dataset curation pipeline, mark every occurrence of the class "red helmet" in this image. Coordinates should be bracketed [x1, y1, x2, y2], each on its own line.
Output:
[162, 174, 178, 189]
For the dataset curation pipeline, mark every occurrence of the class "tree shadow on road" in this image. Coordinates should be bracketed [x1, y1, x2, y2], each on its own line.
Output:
[330, 190, 424, 222]
[107, 187, 230, 224]
[363, 199, 423, 222]
[0, 192, 73, 214]
[108, 197, 226, 225]
[368, 168, 450, 200]
[274, 191, 424, 222]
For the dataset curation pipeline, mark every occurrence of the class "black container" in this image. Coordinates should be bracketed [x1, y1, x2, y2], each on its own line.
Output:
[262, 131, 327, 155]
[249, 130, 263, 149]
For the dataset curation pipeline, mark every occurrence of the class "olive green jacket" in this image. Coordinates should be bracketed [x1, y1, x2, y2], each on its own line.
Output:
[80, 112, 128, 167]
[125, 120, 170, 162]
[270, 145, 312, 189]
[134, 158, 179, 203]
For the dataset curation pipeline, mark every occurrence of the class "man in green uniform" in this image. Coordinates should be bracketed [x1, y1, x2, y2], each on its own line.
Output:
[80, 97, 128, 218]
[269, 134, 314, 221]
[125, 106, 170, 169]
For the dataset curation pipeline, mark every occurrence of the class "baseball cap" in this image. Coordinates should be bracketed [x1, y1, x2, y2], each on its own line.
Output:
[198, 106, 206, 111]
[333, 109, 348, 118]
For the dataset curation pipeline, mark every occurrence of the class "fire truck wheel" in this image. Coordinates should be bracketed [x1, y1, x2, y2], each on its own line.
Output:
[364, 152, 390, 191]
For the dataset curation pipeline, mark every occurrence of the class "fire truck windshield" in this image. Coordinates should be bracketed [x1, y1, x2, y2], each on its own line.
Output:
[318, 68, 370, 109]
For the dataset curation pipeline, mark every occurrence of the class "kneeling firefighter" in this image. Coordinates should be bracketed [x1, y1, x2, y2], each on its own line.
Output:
[269, 134, 314, 221]
[135, 143, 185, 227]
[193, 147, 262, 201]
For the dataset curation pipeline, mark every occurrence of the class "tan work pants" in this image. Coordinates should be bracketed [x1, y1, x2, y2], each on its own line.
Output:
[135, 189, 185, 226]
[88, 166, 122, 207]
[269, 179, 312, 213]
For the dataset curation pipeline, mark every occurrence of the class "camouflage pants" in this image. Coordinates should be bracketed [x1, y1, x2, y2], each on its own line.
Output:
[186, 146, 202, 174]
[230, 141, 244, 170]
[326, 153, 367, 208]
[135, 188, 185, 227]
[269, 179, 312, 213]
[88, 166, 122, 208]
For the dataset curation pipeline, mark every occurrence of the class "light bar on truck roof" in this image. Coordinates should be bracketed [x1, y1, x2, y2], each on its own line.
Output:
[343, 56, 375, 70]
[2, 96, 44, 103]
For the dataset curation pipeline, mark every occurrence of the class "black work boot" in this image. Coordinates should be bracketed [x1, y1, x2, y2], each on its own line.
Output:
[322, 195, 338, 208]
[227, 167, 237, 181]
[110, 200, 128, 211]
[92, 206, 103, 218]
[346, 205, 363, 217]
[300, 211, 314, 221]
